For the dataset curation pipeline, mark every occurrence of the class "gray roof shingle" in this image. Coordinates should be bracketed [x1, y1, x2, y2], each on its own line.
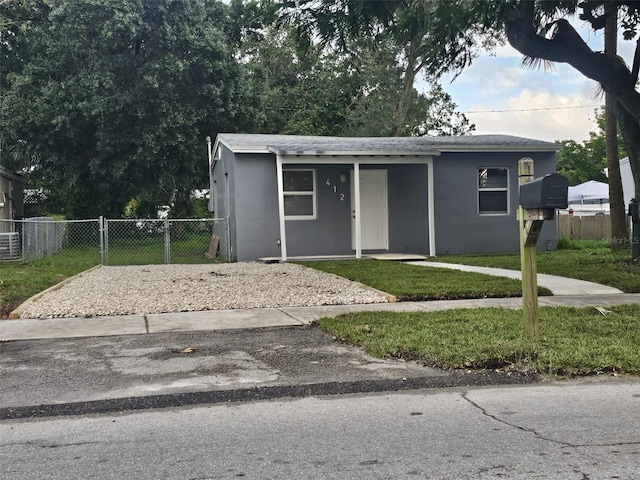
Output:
[216, 133, 561, 155]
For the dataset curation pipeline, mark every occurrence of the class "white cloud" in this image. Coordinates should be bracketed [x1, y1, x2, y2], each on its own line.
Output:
[466, 89, 600, 142]
[420, 12, 635, 143]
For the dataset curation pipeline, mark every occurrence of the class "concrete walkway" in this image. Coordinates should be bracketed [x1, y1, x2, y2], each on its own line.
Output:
[405, 261, 625, 295]
[2, 293, 639, 342]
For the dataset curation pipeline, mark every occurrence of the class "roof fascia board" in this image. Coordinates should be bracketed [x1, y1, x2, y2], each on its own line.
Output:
[0, 166, 23, 182]
[436, 144, 562, 153]
[270, 148, 441, 157]
[215, 136, 273, 155]
[277, 154, 434, 165]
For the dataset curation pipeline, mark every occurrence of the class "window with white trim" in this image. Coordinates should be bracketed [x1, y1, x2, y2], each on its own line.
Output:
[478, 167, 509, 215]
[283, 169, 316, 219]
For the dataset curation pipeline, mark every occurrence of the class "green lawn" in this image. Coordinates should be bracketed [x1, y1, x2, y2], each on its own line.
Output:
[106, 232, 218, 265]
[431, 240, 640, 293]
[297, 259, 551, 300]
[318, 304, 640, 377]
[0, 246, 100, 318]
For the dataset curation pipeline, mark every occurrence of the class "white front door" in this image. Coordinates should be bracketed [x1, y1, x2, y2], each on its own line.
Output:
[352, 169, 388, 250]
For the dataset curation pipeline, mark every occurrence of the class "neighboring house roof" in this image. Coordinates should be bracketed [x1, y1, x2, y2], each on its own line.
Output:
[0, 165, 23, 182]
[215, 133, 561, 156]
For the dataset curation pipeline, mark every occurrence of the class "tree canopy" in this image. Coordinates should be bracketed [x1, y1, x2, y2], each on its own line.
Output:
[1, 0, 250, 218]
[288, 0, 640, 200]
[0, 0, 476, 219]
[242, 26, 473, 137]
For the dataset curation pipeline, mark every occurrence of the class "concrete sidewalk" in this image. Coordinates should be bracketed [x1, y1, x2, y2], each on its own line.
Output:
[2, 293, 639, 342]
[406, 261, 625, 295]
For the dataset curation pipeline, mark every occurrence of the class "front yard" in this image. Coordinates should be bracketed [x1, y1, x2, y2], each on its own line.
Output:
[304, 240, 640, 377]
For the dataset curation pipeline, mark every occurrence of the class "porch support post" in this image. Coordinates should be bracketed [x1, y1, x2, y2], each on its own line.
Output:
[427, 158, 436, 256]
[353, 161, 362, 259]
[276, 155, 288, 262]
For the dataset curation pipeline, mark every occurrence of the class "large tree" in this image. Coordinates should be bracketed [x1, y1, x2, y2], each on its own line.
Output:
[285, 0, 484, 137]
[1, 0, 250, 218]
[289, 0, 640, 239]
[242, 26, 473, 137]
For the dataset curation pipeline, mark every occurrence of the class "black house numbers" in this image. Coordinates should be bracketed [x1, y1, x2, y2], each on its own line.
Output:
[326, 177, 345, 201]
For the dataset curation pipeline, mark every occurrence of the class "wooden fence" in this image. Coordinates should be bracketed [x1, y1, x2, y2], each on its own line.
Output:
[558, 214, 611, 241]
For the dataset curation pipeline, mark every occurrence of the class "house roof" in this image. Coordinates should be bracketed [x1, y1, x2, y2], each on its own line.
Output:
[215, 133, 561, 156]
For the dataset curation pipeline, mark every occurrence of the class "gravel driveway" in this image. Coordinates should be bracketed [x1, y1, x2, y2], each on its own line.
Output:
[19, 262, 388, 319]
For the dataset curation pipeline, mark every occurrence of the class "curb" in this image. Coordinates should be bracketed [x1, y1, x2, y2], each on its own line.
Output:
[0, 370, 537, 420]
[8, 265, 103, 319]
[354, 281, 397, 303]
[318, 268, 398, 303]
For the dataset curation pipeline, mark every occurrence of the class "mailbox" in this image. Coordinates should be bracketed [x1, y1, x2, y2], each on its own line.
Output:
[519, 173, 569, 209]
[630, 198, 639, 222]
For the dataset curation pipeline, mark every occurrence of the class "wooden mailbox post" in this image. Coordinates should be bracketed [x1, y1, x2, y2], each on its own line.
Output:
[517, 158, 569, 338]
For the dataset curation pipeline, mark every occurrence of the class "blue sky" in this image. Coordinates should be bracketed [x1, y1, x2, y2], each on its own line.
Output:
[422, 20, 635, 143]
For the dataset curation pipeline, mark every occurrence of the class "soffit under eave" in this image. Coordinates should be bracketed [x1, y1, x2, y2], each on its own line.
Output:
[269, 148, 440, 164]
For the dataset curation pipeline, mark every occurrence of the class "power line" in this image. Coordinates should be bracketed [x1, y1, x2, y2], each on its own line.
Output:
[465, 104, 601, 114]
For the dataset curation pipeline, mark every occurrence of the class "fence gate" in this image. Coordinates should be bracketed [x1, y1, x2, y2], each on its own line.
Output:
[102, 217, 229, 265]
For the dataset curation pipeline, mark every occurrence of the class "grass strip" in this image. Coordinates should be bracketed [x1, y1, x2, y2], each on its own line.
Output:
[297, 260, 551, 300]
[433, 240, 640, 293]
[317, 304, 640, 377]
[0, 246, 100, 318]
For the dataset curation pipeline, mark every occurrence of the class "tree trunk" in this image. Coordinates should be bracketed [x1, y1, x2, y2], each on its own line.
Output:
[604, 2, 628, 250]
[390, 40, 417, 137]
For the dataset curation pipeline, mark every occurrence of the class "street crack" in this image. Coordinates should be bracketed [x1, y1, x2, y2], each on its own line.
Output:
[461, 392, 640, 449]
[462, 392, 577, 447]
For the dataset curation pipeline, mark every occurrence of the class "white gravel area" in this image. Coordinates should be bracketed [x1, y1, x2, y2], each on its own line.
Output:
[19, 263, 388, 319]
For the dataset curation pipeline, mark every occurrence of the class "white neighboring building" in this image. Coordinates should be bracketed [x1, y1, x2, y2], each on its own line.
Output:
[562, 180, 609, 216]
[619, 157, 634, 206]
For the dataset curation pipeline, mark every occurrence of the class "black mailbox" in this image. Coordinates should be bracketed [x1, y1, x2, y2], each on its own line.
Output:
[519, 173, 569, 209]
[629, 198, 639, 222]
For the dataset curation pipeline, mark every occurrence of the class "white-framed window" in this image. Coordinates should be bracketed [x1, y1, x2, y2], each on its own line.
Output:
[283, 169, 316, 220]
[478, 167, 509, 215]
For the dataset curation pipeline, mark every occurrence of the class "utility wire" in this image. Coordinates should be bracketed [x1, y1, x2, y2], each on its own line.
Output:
[465, 104, 601, 114]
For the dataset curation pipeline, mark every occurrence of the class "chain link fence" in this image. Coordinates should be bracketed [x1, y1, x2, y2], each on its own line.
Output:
[0, 217, 229, 265]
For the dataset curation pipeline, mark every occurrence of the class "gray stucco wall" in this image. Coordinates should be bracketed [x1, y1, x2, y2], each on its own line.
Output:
[210, 145, 237, 260]
[386, 164, 429, 254]
[232, 154, 280, 261]
[286, 164, 352, 257]
[286, 164, 430, 257]
[226, 158, 432, 260]
[433, 151, 557, 255]
[216, 148, 557, 261]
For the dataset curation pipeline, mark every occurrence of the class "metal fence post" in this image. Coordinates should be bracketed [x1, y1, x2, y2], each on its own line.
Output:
[99, 216, 104, 265]
[104, 218, 110, 265]
[164, 218, 170, 264]
[21, 219, 25, 261]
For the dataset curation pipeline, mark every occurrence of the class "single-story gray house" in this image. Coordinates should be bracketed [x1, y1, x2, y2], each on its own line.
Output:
[208, 134, 561, 262]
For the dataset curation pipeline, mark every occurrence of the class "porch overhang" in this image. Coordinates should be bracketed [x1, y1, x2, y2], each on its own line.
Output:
[273, 150, 438, 263]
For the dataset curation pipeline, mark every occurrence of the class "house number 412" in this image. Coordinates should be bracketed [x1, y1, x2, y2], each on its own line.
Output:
[326, 178, 345, 201]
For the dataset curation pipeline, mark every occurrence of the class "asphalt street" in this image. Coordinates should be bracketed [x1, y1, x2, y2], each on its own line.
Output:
[2, 265, 639, 478]
[0, 325, 534, 420]
[2, 381, 639, 479]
